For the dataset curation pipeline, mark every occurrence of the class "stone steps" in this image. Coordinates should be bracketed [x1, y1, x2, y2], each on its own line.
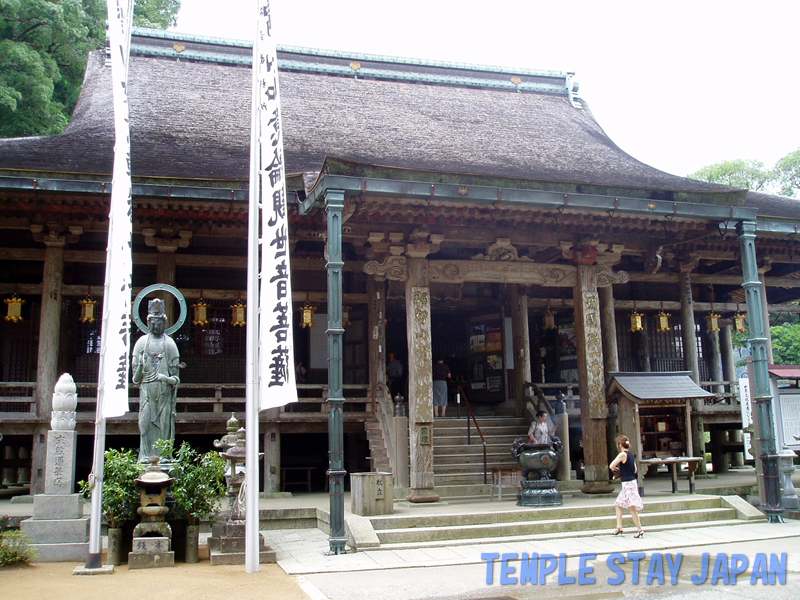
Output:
[367, 497, 749, 547]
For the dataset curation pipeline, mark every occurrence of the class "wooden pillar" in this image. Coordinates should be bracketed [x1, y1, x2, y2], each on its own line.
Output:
[405, 258, 438, 503]
[679, 270, 706, 474]
[575, 265, 612, 493]
[511, 286, 531, 416]
[156, 250, 177, 324]
[599, 285, 620, 464]
[262, 418, 280, 493]
[720, 324, 737, 392]
[31, 236, 65, 494]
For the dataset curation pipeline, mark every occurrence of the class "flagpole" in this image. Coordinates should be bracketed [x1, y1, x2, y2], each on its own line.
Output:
[245, 0, 263, 573]
[85, 0, 134, 569]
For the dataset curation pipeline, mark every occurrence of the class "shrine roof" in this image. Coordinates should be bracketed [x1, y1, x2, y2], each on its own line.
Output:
[607, 372, 715, 403]
[0, 28, 771, 210]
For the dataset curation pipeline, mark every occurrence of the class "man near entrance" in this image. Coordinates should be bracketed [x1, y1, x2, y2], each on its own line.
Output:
[433, 358, 451, 417]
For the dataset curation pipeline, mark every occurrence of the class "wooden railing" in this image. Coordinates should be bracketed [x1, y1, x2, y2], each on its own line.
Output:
[0, 381, 372, 421]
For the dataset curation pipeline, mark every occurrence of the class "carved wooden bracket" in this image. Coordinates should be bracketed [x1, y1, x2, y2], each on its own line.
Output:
[472, 238, 530, 261]
[143, 227, 193, 252]
[363, 255, 408, 281]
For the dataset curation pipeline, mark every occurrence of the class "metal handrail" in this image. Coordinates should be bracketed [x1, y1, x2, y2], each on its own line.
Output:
[455, 384, 488, 484]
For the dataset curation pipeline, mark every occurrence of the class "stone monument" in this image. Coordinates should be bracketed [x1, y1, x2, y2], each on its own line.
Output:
[132, 298, 181, 462]
[21, 373, 89, 561]
[128, 457, 175, 569]
[207, 422, 275, 566]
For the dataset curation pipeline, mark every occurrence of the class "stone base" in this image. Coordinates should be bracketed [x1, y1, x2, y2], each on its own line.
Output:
[207, 519, 276, 566]
[517, 478, 563, 507]
[581, 480, 615, 494]
[73, 565, 115, 576]
[406, 488, 440, 503]
[128, 550, 175, 569]
[30, 542, 89, 562]
[21, 516, 89, 545]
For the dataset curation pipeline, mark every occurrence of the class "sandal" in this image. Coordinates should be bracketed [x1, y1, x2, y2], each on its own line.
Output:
[634, 530, 644, 538]
[612, 528, 623, 536]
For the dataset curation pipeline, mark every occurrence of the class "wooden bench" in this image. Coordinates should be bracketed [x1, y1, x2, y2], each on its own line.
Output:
[490, 468, 522, 501]
[280, 466, 314, 492]
[639, 457, 704, 494]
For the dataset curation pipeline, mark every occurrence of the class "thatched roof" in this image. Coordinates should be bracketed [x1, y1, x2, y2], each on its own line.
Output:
[0, 28, 757, 204]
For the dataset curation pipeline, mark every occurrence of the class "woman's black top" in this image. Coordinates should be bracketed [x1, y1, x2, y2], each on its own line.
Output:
[618, 451, 637, 482]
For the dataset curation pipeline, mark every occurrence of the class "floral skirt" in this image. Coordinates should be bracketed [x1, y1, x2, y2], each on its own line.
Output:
[614, 480, 644, 511]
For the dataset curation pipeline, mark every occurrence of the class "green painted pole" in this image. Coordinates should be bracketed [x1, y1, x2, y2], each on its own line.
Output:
[737, 220, 784, 523]
[325, 190, 348, 553]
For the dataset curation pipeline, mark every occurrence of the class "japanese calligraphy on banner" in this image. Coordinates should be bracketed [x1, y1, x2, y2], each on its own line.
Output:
[100, 0, 133, 419]
[255, 1, 297, 410]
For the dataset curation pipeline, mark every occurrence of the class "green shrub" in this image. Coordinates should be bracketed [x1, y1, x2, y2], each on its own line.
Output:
[0, 530, 38, 566]
[79, 448, 144, 528]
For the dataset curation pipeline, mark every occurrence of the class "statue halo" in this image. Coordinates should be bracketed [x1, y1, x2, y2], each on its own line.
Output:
[133, 284, 187, 335]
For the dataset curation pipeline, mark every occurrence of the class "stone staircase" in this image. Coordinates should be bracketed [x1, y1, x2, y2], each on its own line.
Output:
[363, 496, 762, 550]
[433, 416, 529, 500]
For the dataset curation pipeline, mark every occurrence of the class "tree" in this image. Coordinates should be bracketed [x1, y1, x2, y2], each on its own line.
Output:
[0, 0, 180, 138]
[769, 322, 800, 365]
[773, 148, 800, 197]
[687, 159, 775, 191]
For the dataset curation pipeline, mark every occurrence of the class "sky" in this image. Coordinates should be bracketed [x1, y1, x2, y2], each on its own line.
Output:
[171, 1, 800, 179]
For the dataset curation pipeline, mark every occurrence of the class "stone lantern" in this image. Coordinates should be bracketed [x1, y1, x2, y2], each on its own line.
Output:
[129, 456, 175, 569]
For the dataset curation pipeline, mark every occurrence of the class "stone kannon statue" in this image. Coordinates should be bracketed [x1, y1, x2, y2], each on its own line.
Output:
[132, 298, 181, 462]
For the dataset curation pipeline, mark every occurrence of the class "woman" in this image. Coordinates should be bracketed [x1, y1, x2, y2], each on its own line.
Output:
[528, 410, 557, 444]
[609, 434, 644, 538]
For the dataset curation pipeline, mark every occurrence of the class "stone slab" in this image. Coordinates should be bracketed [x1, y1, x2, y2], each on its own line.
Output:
[29, 542, 88, 563]
[346, 514, 381, 550]
[73, 565, 115, 575]
[20, 516, 89, 543]
[45, 430, 77, 496]
[209, 548, 276, 566]
[132, 536, 171, 553]
[33, 493, 83, 520]
[128, 551, 175, 569]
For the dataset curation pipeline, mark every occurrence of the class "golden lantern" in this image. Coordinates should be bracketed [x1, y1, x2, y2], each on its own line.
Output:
[543, 299, 557, 330]
[706, 311, 721, 333]
[230, 299, 246, 327]
[4, 294, 25, 323]
[193, 297, 210, 327]
[300, 301, 317, 328]
[79, 293, 98, 323]
[629, 310, 644, 333]
[734, 311, 747, 334]
[342, 305, 352, 327]
[656, 310, 671, 333]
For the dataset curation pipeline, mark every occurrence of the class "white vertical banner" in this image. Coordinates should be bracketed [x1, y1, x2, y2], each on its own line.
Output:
[739, 376, 753, 460]
[255, 1, 297, 411]
[99, 0, 134, 419]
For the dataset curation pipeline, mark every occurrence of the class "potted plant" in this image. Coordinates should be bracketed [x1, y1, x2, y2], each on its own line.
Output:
[157, 440, 226, 562]
[79, 448, 143, 565]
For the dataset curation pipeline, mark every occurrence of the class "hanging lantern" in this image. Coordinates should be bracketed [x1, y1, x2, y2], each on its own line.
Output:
[706, 311, 721, 333]
[79, 293, 98, 324]
[656, 310, 671, 333]
[193, 297, 210, 327]
[733, 311, 747, 334]
[230, 299, 246, 327]
[629, 310, 644, 333]
[342, 305, 352, 327]
[543, 299, 557, 330]
[301, 301, 317, 328]
[4, 294, 25, 323]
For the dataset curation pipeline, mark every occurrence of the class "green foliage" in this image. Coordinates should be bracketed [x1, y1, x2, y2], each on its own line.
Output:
[0, 530, 39, 566]
[773, 148, 800, 197]
[0, 0, 180, 138]
[133, 0, 181, 29]
[769, 322, 800, 365]
[687, 159, 775, 191]
[156, 439, 226, 526]
[79, 448, 143, 528]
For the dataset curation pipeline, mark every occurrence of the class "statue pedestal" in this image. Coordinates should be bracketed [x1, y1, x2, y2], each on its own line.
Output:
[207, 518, 276, 566]
[517, 477, 563, 507]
